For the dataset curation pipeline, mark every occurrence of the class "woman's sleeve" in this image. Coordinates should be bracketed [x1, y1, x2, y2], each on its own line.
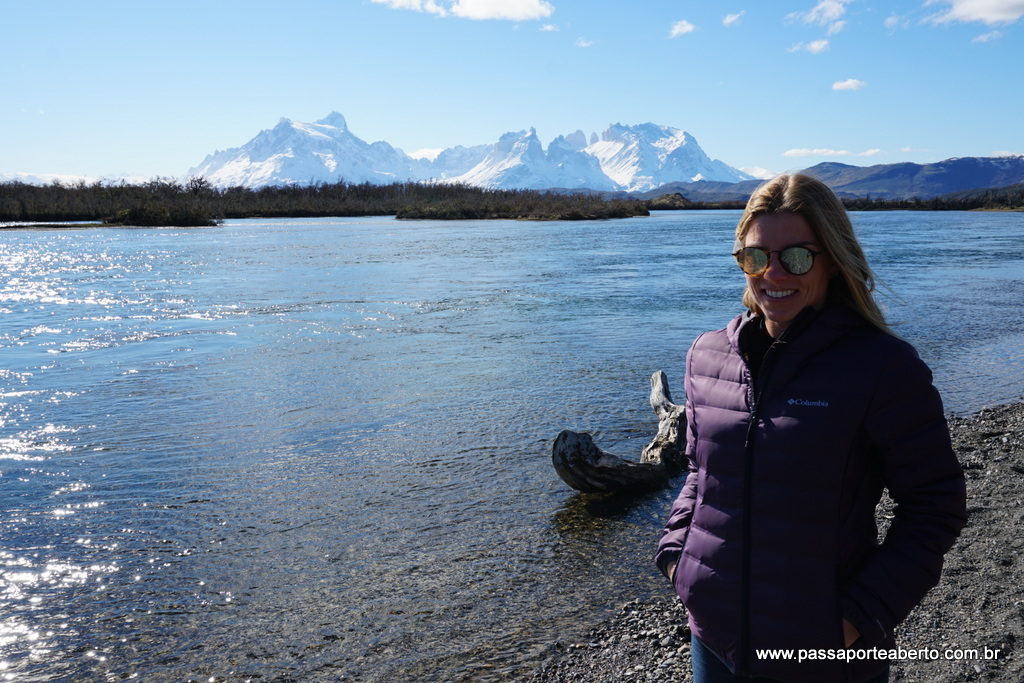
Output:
[840, 341, 968, 646]
[655, 460, 698, 579]
[655, 339, 701, 580]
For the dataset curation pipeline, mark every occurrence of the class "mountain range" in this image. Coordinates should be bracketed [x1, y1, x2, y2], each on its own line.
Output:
[801, 157, 1024, 199]
[635, 156, 1024, 202]
[186, 112, 755, 191]
[6, 112, 1020, 201]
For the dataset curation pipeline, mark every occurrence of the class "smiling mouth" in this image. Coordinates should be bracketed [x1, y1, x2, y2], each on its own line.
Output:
[764, 289, 796, 299]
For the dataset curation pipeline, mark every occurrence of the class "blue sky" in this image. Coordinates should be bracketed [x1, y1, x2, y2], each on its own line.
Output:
[2, 0, 1022, 179]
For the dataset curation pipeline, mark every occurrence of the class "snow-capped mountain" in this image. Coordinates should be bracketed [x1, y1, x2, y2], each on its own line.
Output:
[187, 113, 752, 191]
[449, 129, 620, 191]
[447, 123, 751, 191]
[188, 112, 428, 187]
[429, 144, 492, 179]
[0, 172, 99, 185]
[188, 112, 436, 187]
[585, 123, 753, 190]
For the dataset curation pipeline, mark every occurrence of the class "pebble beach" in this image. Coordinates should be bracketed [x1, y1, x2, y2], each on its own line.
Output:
[532, 402, 1024, 682]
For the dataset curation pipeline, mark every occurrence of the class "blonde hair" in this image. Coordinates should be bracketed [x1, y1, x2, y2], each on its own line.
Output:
[735, 174, 889, 333]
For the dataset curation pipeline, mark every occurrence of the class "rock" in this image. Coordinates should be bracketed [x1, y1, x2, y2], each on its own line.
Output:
[551, 371, 685, 493]
[551, 430, 669, 493]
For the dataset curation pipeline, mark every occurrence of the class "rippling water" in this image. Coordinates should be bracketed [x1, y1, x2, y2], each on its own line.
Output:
[2, 212, 1022, 681]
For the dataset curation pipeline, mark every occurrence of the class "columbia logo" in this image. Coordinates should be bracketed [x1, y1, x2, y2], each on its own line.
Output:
[788, 398, 830, 407]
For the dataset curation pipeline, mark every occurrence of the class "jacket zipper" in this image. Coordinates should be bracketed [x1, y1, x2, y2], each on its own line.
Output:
[739, 336, 785, 675]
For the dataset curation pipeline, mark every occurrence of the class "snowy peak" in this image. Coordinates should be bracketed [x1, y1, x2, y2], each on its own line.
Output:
[493, 128, 545, 161]
[188, 114, 428, 187]
[603, 121, 681, 144]
[587, 122, 752, 190]
[451, 128, 618, 191]
[187, 113, 750, 192]
[558, 130, 589, 152]
[316, 111, 349, 129]
[430, 144, 491, 178]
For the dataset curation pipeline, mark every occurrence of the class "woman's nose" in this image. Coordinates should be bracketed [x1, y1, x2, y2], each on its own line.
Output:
[762, 252, 789, 280]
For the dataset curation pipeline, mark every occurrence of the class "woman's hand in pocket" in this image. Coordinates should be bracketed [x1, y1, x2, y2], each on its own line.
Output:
[842, 618, 861, 647]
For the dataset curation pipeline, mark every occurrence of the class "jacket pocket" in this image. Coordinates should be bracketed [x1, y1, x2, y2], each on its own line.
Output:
[671, 525, 693, 597]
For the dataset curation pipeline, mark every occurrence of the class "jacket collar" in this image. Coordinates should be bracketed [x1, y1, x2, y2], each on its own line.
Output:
[727, 304, 864, 349]
[726, 305, 869, 398]
[729, 306, 820, 354]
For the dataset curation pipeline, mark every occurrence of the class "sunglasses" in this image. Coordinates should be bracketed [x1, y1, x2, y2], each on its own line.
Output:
[733, 245, 820, 276]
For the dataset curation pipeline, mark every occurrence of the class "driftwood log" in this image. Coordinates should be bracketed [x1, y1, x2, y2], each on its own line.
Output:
[552, 371, 687, 493]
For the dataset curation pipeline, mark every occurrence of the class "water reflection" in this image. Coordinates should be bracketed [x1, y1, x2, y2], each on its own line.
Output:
[554, 487, 674, 533]
[0, 213, 1021, 680]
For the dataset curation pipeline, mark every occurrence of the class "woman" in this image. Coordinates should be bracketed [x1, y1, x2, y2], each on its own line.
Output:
[655, 174, 967, 682]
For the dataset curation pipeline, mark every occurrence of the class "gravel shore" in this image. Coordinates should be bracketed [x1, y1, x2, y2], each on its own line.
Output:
[532, 401, 1024, 682]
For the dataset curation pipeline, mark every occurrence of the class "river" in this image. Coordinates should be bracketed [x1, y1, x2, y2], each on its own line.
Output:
[1, 211, 1022, 680]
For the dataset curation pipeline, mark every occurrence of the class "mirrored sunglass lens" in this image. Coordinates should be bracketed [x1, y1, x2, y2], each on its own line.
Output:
[738, 248, 768, 274]
[780, 247, 813, 274]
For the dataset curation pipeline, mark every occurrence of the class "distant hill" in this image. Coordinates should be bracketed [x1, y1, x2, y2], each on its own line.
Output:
[636, 156, 1024, 203]
[936, 180, 1024, 207]
[799, 156, 1024, 199]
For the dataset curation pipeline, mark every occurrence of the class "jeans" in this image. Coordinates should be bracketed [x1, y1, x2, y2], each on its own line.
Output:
[691, 635, 890, 683]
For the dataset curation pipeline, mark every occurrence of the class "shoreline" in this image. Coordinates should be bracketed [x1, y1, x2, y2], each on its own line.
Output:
[1, 206, 1021, 231]
[531, 400, 1024, 682]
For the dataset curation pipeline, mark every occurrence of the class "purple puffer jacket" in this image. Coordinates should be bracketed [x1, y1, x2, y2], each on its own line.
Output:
[655, 305, 967, 682]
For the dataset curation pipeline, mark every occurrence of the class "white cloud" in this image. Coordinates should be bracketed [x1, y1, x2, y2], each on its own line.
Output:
[783, 147, 881, 157]
[788, 39, 830, 53]
[575, 37, 594, 47]
[670, 19, 697, 37]
[370, 0, 555, 21]
[453, 0, 554, 20]
[832, 78, 866, 90]
[723, 11, 746, 26]
[926, 0, 1024, 25]
[784, 148, 851, 157]
[993, 150, 1023, 157]
[787, 1, 852, 36]
[374, 0, 421, 8]
[788, 0, 853, 25]
[972, 29, 1004, 40]
[540, 23, 559, 31]
[807, 0, 851, 24]
[884, 14, 909, 30]
[741, 166, 778, 179]
[827, 19, 847, 34]
[372, 0, 447, 16]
